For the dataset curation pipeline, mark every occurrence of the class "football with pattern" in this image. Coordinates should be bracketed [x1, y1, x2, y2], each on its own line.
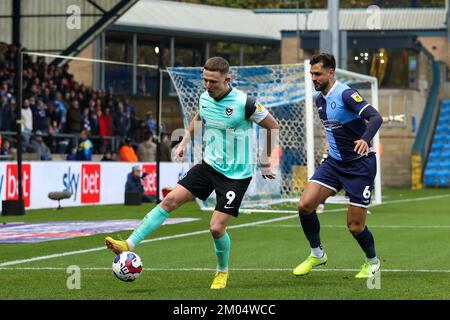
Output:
[112, 251, 143, 282]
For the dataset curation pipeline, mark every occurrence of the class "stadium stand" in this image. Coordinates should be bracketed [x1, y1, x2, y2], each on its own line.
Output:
[424, 100, 450, 187]
[0, 43, 161, 162]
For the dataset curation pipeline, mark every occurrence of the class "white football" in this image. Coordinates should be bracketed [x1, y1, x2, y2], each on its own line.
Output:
[112, 251, 143, 282]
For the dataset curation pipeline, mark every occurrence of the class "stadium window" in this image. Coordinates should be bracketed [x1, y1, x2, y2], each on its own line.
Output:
[208, 42, 280, 66]
[104, 36, 134, 94]
[347, 48, 418, 89]
[243, 44, 281, 65]
[105, 36, 132, 63]
[210, 42, 241, 66]
[173, 45, 203, 67]
[137, 43, 160, 66]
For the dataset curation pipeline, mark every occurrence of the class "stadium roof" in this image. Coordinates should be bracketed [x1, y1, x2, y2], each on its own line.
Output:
[0, 0, 137, 55]
[112, 0, 280, 44]
[256, 8, 447, 32]
[112, 1, 447, 42]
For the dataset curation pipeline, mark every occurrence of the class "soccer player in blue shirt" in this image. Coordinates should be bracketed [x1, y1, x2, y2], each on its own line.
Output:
[105, 57, 280, 289]
[293, 53, 383, 279]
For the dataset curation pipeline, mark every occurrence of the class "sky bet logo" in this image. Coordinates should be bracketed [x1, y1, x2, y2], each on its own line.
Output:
[63, 166, 80, 201]
[81, 164, 101, 203]
[62, 165, 100, 203]
[5, 164, 31, 207]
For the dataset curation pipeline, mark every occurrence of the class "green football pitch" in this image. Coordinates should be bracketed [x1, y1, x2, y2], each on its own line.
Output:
[0, 188, 449, 300]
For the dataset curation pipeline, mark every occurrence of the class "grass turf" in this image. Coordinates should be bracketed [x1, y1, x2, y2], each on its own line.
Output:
[0, 188, 449, 300]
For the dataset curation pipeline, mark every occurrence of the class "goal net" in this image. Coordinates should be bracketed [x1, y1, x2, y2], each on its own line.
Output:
[167, 62, 381, 212]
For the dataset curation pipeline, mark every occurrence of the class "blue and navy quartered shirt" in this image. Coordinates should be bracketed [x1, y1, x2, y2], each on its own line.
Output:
[316, 81, 376, 162]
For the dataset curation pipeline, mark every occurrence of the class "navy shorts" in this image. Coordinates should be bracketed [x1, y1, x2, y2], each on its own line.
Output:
[310, 153, 377, 208]
[178, 162, 252, 217]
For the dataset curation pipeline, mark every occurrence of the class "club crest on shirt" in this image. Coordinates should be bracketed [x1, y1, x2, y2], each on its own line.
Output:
[225, 107, 234, 117]
[331, 102, 336, 109]
[351, 92, 363, 102]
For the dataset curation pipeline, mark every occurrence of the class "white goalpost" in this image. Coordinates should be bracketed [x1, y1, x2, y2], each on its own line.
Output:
[167, 61, 382, 212]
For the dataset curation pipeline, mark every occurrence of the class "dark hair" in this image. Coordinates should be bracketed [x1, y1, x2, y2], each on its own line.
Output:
[310, 53, 336, 70]
[203, 57, 229, 74]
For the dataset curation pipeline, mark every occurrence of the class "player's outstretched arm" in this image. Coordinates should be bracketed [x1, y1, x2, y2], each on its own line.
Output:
[257, 113, 280, 179]
[175, 112, 200, 159]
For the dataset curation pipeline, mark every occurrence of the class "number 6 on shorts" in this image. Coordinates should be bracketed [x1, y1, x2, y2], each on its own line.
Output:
[363, 186, 371, 199]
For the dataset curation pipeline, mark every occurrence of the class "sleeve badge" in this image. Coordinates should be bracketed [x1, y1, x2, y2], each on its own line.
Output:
[351, 92, 363, 103]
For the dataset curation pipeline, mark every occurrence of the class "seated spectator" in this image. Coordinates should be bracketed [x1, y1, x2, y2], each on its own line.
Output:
[1, 95, 14, 131]
[48, 102, 62, 134]
[145, 111, 157, 136]
[1, 139, 17, 159]
[119, 137, 138, 162]
[21, 98, 33, 144]
[32, 99, 49, 133]
[160, 133, 172, 162]
[75, 129, 94, 161]
[0, 43, 6, 69]
[113, 102, 128, 138]
[52, 91, 66, 126]
[66, 100, 82, 133]
[133, 119, 148, 144]
[99, 107, 113, 136]
[123, 97, 135, 116]
[89, 109, 99, 136]
[101, 150, 114, 161]
[137, 133, 156, 162]
[66, 147, 77, 161]
[99, 107, 113, 151]
[82, 107, 91, 132]
[28, 130, 52, 160]
[145, 110, 165, 135]
[125, 165, 154, 203]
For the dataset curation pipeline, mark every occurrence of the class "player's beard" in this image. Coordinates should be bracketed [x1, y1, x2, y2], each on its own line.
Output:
[314, 80, 329, 93]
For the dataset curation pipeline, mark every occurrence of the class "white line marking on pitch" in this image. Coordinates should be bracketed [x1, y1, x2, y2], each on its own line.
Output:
[252, 225, 450, 229]
[1, 193, 449, 267]
[240, 194, 450, 214]
[0, 267, 449, 273]
[0, 215, 297, 267]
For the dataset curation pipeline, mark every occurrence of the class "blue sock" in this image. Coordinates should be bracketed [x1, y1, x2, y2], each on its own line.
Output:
[352, 226, 377, 259]
[128, 205, 169, 246]
[213, 232, 230, 272]
[299, 211, 322, 249]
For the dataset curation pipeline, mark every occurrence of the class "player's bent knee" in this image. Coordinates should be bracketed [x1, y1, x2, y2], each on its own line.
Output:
[161, 193, 181, 211]
[298, 201, 316, 215]
[347, 222, 365, 234]
[209, 226, 225, 238]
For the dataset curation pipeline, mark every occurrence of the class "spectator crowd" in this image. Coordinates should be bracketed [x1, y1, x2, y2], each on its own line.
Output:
[0, 42, 172, 162]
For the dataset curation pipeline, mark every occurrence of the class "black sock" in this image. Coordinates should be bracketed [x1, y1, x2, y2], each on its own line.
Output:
[299, 211, 321, 248]
[352, 226, 376, 259]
